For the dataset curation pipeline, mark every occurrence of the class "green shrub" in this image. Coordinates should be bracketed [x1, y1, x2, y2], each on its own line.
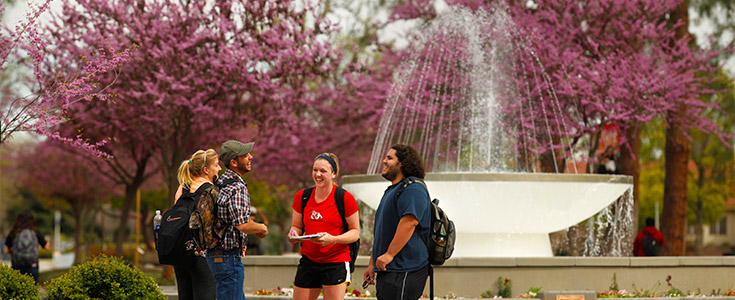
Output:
[0, 264, 39, 300]
[44, 255, 165, 300]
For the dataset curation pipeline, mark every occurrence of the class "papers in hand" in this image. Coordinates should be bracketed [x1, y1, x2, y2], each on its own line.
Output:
[290, 234, 323, 240]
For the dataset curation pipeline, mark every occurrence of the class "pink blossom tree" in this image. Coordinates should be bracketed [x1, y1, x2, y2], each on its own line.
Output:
[417, 0, 727, 167]
[253, 49, 400, 188]
[386, 0, 731, 253]
[0, 0, 132, 154]
[45, 0, 343, 207]
[20, 140, 115, 264]
[54, 120, 158, 256]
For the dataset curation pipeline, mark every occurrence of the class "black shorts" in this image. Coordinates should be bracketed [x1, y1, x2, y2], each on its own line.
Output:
[294, 256, 351, 288]
[376, 264, 429, 300]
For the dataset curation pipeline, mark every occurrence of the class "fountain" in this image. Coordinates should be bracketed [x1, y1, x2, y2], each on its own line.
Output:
[342, 6, 634, 257]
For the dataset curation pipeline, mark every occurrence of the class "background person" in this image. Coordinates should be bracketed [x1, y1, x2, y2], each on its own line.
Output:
[172, 149, 219, 300]
[363, 144, 431, 300]
[633, 217, 665, 256]
[245, 206, 269, 255]
[289, 153, 359, 300]
[4, 210, 50, 284]
[209, 140, 268, 300]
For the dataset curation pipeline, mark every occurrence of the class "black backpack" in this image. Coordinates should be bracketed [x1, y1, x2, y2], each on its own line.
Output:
[396, 177, 456, 300]
[396, 177, 456, 265]
[300, 186, 360, 273]
[156, 185, 200, 265]
[642, 233, 660, 256]
[157, 179, 238, 265]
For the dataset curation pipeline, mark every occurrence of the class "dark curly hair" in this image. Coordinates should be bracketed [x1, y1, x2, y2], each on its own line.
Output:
[391, 144, 426, 179]
[7, 210, 38, 243]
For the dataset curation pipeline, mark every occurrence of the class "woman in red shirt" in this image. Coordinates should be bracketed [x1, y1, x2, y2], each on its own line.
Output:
[289, 153, 360, 300]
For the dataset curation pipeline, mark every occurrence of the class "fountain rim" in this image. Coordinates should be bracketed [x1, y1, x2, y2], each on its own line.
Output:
[342, 172, 633, 184]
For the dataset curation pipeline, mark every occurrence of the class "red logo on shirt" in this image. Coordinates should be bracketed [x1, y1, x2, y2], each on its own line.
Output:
[167, 216, 181, 222]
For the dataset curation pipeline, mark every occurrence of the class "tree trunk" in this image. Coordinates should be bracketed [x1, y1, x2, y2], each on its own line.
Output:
[86, 206, 96, 259]
[662, 0, 691, 257]
[695, 164, 705, 255]
[115, 185, 136, 256]
[140, 204, 154, 251]
[662, 119, 690, 256]
[539, 150, 561, 173]
[114, 160, 149, 256]
[73, 206, 84, 265]
[164, 148, 188, 207]
[166, 173, 179, 208]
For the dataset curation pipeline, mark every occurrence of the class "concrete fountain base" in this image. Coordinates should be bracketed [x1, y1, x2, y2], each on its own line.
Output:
[343, 173, 634, 257]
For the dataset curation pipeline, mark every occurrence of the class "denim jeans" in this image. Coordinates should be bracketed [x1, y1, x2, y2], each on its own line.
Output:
[206, 249, 245, 300]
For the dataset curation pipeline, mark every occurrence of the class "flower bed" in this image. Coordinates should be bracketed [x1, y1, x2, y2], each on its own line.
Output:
[251, 287, 373, 298]
[243, 274, 735, 299]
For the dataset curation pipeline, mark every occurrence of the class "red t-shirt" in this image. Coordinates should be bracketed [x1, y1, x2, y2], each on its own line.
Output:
[292, 185, 358, 263]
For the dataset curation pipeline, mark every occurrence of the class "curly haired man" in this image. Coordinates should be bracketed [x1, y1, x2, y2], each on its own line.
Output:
[363, 144, 431, 300]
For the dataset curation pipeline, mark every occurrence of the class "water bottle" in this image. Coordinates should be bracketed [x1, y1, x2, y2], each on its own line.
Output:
[153, 210, 162, 230]
[153, 210, 162, 247]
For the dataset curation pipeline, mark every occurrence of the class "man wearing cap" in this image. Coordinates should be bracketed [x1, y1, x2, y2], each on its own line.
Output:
[207, 140, 269, 300]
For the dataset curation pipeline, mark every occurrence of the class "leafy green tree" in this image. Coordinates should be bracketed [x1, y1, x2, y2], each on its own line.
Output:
[688, 69, 734, 254]
[691, 0, 735, 63]
[20, 141, 115, 264]
[663, 0, 735, 256]
[242, 177, 292, 254]
[639, 69, 734, 255]
[638, 117, 666, 230]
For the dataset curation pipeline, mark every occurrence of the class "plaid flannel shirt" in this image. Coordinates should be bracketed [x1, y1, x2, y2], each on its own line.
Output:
[214, 169, 250, 250]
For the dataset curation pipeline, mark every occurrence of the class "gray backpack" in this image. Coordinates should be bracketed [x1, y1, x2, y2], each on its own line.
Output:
[12, 229, 39, 266]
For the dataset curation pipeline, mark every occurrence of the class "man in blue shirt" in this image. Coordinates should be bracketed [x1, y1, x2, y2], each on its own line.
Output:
[364, 144, 431, 300]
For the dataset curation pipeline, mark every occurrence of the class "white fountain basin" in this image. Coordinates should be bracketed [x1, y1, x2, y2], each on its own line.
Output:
[343, 172, 633, 257]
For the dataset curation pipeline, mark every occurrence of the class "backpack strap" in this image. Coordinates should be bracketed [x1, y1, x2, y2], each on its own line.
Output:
[395, 177, 430, 228]
[177, 184, 200, 210]
[300, 187, 315, 234]
[334, 187, 348, 233]
[300, 187, 349, 234]
[396, 176, 427, 197]
[215, 177, 239, 189]
[395, 176, 432, 257]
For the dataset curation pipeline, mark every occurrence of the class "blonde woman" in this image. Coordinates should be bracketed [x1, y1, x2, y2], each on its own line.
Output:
[172, 149, 220, 300]
[289, 153, 360, 300]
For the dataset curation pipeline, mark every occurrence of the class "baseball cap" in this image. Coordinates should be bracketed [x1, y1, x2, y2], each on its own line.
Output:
[219, 140, 254, 166]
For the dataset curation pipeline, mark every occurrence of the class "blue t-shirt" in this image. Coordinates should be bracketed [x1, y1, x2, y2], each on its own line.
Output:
[371, 178, 431, 272]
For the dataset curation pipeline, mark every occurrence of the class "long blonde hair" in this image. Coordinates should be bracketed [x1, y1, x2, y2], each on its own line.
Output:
[177, 149, 218, 187]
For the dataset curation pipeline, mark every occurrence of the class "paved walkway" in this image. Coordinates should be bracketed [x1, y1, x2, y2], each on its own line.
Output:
[160, 285, 178, 300]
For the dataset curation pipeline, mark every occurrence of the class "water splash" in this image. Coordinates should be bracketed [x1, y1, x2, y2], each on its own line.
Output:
[368, 5, 579, 174]
[583, 187, 635, 256]
[360, 5, 634, 257]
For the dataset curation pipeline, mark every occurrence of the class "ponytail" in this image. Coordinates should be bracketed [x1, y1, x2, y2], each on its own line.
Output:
[177, 159, 194, 187]
[177, 149, 218, 187]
